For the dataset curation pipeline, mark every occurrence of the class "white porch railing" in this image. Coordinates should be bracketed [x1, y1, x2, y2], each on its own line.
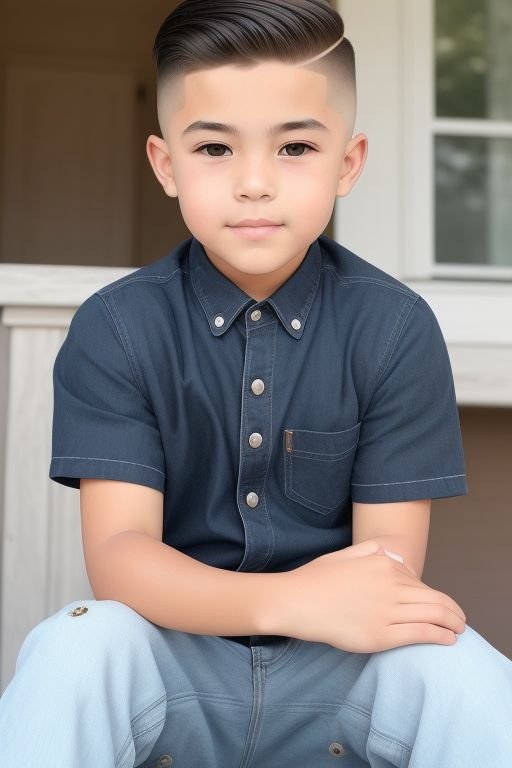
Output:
[0, 263, 135, 695]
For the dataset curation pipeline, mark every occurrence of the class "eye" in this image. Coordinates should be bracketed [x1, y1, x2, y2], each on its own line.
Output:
[195, 142, 316, 158]
[196, 143, 232, 157]
[280, 142, 315, 157]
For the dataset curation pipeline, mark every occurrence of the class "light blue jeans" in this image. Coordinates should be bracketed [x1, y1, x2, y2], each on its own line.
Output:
[1, 598, 511, 767]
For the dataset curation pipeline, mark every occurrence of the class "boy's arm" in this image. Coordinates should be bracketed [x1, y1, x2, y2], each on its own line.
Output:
[80, 478, 447, 650]
[352, 499, 431, 580]
[80, 478, 278, 636]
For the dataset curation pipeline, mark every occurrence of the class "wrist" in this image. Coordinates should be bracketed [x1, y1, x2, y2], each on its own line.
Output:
[254, 570, 295, 636]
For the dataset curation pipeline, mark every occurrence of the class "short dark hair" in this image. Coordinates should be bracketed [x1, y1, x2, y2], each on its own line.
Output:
[152, 0, 355, 91]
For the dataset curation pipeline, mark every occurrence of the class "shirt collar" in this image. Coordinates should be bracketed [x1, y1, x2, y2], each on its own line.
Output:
[188, 236, 322, 339]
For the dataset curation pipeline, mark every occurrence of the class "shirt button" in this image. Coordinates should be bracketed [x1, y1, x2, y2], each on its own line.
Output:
[214, 315, 225, 327]
[246, 492, 259, 508]
[291, 318, 301, 330]
[251, 379, 265, 395]
[157, 756, 173, 767]
[248, 432, 263, 448]
[251, 309, 262, 321]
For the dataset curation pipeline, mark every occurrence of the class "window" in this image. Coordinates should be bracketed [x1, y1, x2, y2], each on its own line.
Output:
[403, 0, 512, 279]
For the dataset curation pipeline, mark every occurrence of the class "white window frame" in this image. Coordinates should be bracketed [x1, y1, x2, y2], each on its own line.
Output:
[335, 0, 512, 404]
[402, 0, 512, 281]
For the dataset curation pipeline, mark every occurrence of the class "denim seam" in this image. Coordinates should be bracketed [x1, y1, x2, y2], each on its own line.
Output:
[97, 292, 149, 402]
[264, 637, 303, 673]
[322, 265, 419, 300]
[193, 268, 252, 333]
[352, 473, 466, 487]
[369, 725, 412, 758]
[267, 249, 321, 336]
[290, 439, 359, 460]
[340, 701, 413, 753]
[51, 456, 166, 476]
[164, 691, 252, 708]
[235, 316, 251, 571]
[287, 455, 348, 512]
[132, 716, 166, 742]
[246, 316, 278, 331]
[238, 646, 265, 768]
[287, 423, 361, 437]
[373, 297, 418, 391]
[97, 268, 186, 295]
[256, 701, 342, 711]
[116, 693, 167, 768]
[257, 323, 278, 570]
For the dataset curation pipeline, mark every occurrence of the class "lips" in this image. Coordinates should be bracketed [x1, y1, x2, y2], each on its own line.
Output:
[232, 219, 280, 227]
[229, 223, 282, 239]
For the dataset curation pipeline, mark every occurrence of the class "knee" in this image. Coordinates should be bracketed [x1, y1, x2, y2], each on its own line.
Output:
[378, 623, 501, 692]
[18, 599, 153, 665]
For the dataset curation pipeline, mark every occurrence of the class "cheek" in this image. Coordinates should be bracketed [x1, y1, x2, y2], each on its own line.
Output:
[285, 172, 336, 209]
[177, 192, 219, 235]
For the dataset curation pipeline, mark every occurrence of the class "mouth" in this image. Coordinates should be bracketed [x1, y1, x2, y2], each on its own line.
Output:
[228, 224, 283, 239]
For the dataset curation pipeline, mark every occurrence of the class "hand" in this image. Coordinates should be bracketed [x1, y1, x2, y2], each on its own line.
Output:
[270, 540, 467, 653]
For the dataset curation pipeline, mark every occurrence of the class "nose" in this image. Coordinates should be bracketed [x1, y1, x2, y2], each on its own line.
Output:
[234, 154, 277, 200]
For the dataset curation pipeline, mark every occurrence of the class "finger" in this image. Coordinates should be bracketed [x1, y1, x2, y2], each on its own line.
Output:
[429, 589, 467, 624]
[384, 622, 458, 649]
[397, 585, 466, 623]
[393, 603, 466, 635]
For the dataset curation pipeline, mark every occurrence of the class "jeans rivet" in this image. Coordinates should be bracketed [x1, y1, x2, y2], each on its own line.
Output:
[329, 741, 347, 757]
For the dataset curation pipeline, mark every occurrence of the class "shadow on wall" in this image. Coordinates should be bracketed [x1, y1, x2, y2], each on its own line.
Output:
[425, 406, 512, 661]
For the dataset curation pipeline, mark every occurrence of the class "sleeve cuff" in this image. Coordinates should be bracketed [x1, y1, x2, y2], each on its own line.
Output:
[351, 473, 468, 503]
[49, 456, 166, 493]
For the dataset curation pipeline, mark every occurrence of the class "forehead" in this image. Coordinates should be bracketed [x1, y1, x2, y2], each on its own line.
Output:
[164, 60, 342, 125]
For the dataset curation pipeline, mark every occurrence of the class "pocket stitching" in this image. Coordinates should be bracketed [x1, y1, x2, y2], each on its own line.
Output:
[284, 425, 360, 514]
[290, 438, 359, 461]
[286, 453, 352, 512]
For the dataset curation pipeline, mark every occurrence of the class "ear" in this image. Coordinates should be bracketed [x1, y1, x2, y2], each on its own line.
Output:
[336, 132, 368, 198]
[146, 134, 178, 198]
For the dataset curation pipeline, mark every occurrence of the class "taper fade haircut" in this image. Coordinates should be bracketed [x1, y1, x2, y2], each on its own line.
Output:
[152, 0, 356, 114]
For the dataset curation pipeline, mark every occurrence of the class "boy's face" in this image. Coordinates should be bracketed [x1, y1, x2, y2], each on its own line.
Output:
[147, 59, 367, 300]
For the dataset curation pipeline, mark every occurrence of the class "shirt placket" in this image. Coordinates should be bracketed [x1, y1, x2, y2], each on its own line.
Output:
[236, 305, 277, 571]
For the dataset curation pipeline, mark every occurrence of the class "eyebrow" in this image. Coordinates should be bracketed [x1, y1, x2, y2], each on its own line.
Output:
[182, 118, 329, 138]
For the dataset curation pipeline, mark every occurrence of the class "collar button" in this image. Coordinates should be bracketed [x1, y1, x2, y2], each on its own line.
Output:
[214, 315, 225, 328]
[291, 318, 301, 330]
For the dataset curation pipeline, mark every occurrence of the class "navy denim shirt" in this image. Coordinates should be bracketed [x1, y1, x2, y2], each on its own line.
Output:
[50, 234, 467, 574]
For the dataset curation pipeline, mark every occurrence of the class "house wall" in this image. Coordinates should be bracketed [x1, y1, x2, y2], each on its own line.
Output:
[0, 0, 189, 267]
[427, 407, 512, 658]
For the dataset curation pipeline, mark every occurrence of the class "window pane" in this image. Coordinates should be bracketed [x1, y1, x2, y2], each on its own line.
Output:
[436, 0, 512, 120]
[435, 135, 512, 266]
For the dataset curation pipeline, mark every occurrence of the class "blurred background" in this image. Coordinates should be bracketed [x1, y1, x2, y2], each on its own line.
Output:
[0, 0, 511, 692]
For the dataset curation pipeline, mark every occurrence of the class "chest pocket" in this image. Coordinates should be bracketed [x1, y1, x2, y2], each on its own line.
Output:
[283, 422, 361, 515]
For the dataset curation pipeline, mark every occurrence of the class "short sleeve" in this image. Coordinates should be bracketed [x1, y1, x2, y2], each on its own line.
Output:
[351, 296, 468, 502]
[49, 293, 166, 492]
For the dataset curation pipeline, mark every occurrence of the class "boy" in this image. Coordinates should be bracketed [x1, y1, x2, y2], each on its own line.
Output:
[1, 1, 512, 765]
